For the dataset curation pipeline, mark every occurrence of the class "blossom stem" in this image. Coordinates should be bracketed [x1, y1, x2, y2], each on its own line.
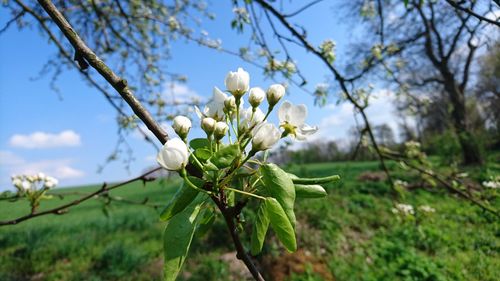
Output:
[181, 170, 212, 195]
[236, 98, 241, 138]
[224, 187, 265, 200]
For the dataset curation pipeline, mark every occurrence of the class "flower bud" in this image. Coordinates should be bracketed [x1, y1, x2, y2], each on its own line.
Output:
[267, 84, 285, 107]
[201, 117, 217, 136]
[252, 123, 281, 151]
[214, 122, 229, 140]
[157, 138, 189, 171]
[249, 87, 265, 108]
[172, 115, 192, 139]
[224, 96, 237, 113]
[225, 67, 250, 98]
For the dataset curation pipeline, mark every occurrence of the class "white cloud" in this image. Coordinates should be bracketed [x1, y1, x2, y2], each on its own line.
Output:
[162, 82, 203, 103]
[9, 130, 81, 149]
[311, 89, 400, 143]
[0, 150, 85, 184]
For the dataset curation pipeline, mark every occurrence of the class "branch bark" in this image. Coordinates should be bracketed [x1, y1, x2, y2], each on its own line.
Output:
[37, 0, 169, 144]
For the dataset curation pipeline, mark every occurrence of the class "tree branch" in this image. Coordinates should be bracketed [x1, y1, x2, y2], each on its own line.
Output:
[254, 0, 395, 189]
[445, 0, 500, 27]
[0, 167, 161, 226]
[211, 194, 265, 281]
[36, 0, 169, 144]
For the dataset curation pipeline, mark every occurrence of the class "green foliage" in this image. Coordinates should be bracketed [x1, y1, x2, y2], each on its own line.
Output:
[0, 159, 498, 280]
[265, 198, 297, 252]
[160, 178, 200, 221]
[163, 196, 207, 281]
[294, 184, 327, 198]
[260, 163, 297, 227]
[210, 144, 240, 169]
[250, 202, 270, 255]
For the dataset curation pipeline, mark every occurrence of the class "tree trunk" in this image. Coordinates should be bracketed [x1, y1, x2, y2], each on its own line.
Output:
[443, 77, 483, 165]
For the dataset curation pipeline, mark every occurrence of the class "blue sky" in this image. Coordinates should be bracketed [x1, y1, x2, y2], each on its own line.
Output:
[0, 1, 399, 190]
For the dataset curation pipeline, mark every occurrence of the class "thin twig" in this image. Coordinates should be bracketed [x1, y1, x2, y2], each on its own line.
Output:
[0, 167, 161, 226]
[37, 0, 169, 144]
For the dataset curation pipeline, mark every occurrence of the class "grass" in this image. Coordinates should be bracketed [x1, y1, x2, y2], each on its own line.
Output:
[0, 160, 498, 281]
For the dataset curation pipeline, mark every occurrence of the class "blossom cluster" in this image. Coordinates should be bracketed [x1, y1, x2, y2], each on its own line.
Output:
[392, 203, 436, 216]
[482, 176, 500, 189]
[11, 173, 58, 193]
[157, 67, 318, 171]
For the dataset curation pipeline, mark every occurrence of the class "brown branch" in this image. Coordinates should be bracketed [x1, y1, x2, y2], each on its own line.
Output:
[36, 0, 169, 144]
[13, 0, 160, 150]
[211, 194, 265, 281]
[383, 152, 499, 217]
[0, 167, 161, 226]
[254, 0, 395, 189]
[445, 0, 500, 27]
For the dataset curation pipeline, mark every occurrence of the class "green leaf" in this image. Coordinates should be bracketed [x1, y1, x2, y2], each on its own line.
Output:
[265, 198, 297, 252]
[250, 202, 270, 255]
[294, 184, 327, 198]
[291, 175, 340, 185]
[260, 164, 296, 227]
[160, 177, 203, 221]
[163, 196, 206, 281]
[194, 148, 212, 162]
[196, 210, 216, 238]
[190, 138, 210, 150]
[211, 144, 240, 169]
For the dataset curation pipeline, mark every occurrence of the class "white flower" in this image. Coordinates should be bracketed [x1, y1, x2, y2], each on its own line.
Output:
[249, 87, 265, 108]
[201, 117, 217, 136]
[393, 203, 414, 215]
[240, 107, 266, 132]
[37, 172, 46, 181]
[252, 123, 281, 151]
[195, 87, 227, 121]
[12, 178, 23, 189]
[44, 176, 58, 189]
[267, 84, 285, 106]
[482, 181, 500, 189]
[225, 67, 250, 97]
[172, 116, 192, 139]
[214, 121, 229, 140]
[157, 138, 189, 171]
[21, 180, 31, 191]
[278, 101, 318, 141]
[418, 205, 435, 213]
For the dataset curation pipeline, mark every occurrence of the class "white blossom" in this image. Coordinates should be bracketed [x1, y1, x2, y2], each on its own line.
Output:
[172, 116, 192, 139]
[252, 123, 281, 151]
[44, 176, 58, 189]
[201, 117, 217, 136]
[195, 87, 227, 121]
[240, 107, 266, 132]
[157, 138, 189, 171]
[225, 67, 250, 97]
[482, 180, 500, 189]
[392, 203, 414, 215]
[249, 87, 265, 108]
[418, 205, 435, 213]
[278, 101, 318, 141]
[266, 84, 285, 106]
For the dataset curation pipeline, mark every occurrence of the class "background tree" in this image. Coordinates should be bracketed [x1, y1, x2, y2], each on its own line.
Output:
[345, 0, 499, 165]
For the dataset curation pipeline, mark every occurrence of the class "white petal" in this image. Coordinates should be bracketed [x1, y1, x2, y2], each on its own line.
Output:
[289, 104, 307, 126]
[278, 101, 293, 123]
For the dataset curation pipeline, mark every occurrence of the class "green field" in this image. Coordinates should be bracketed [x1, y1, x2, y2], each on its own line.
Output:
[1, 161, 499, 281]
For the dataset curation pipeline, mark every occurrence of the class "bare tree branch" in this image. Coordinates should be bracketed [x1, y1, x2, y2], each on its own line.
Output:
[36, 0, 169, 144]
[0, 167, 161, 226]
[445, 0, 500, 27]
